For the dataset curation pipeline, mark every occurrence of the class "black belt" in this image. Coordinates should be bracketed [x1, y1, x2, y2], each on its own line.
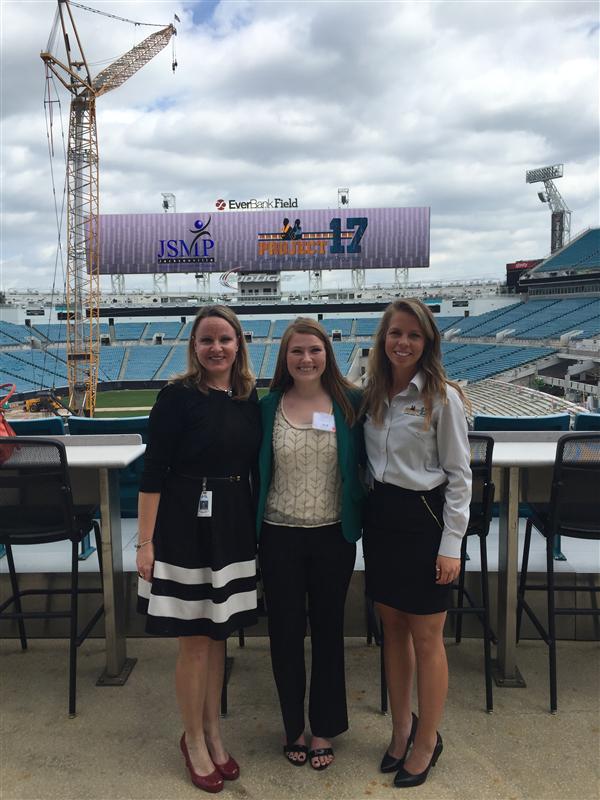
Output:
[171, 471, 243, 484]
[372, 480, 443, 497]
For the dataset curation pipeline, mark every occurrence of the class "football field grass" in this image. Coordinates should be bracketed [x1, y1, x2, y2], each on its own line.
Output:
[93, 386, 269, 417]
[94, 389, 158, 417]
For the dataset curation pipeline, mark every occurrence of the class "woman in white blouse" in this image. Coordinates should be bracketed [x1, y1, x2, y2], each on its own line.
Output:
[362, 299, 471, 789]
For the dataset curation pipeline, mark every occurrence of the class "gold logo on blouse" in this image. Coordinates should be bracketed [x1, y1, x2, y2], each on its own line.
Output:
[403, 404, 426, 416]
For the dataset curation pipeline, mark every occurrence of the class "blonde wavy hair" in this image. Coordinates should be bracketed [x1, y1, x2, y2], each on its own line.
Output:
[362, 298, 469, 428]
[173, 305, 255, 400]
[270, 317, 358, 425]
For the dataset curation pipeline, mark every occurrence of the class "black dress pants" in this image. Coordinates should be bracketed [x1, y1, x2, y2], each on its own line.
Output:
[259, 522, 356, 744]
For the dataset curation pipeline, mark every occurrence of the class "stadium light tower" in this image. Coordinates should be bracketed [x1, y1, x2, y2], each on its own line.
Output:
[155, 194, 176, 294]
[525, 164, 571, 253]
[161, 192, 176, 212]
[337, 187, 366, 291]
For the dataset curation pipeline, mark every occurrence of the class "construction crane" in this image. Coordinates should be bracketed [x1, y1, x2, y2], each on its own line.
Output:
[41, 1, 176, 415]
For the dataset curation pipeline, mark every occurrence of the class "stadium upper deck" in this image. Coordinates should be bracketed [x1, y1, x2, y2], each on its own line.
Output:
[521, 227, 600, 296]
[1, 296, 597, 409]
[528, 228, 600, 274]
[1, 228, 598, 407]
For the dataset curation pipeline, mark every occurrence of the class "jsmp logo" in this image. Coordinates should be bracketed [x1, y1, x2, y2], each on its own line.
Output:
[157, 218, 215, 264]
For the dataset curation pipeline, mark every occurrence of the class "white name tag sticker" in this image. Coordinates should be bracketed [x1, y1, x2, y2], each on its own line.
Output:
[197, 490, 213, 518]
[312, 412, 336, 432]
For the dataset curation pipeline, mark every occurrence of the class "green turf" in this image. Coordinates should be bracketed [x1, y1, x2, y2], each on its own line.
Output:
[94, 408, 150, 419]
[92, 386, 269, 417]
[94, 409, 152, 418]
[95, 389, 159, 409]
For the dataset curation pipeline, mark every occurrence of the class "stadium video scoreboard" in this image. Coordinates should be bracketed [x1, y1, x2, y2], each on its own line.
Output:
[98, 207, 430, 274]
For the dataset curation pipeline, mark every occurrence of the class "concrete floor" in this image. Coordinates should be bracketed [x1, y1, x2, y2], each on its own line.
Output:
[1, 636, 598, 800]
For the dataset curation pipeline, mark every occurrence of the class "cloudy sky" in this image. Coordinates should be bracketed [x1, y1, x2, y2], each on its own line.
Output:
[1, 0, 598, 295]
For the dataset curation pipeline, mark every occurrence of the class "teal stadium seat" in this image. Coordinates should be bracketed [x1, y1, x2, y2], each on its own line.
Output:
[240, 319, 270, 338]
[0, 321, 34, 345]
[113, 323, 147, 342]
[10, 417, 66, 436]
[321, 318, 353, 337]
[530, 228, 600, 273]
[272, 319, 294, 339]
[143, 322, 183, 340]
[67, 415, 149, 518]
[574, 413, 600, 431]
[472, 413, 570, 431]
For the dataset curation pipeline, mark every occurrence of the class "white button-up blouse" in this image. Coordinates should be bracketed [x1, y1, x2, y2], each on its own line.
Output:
[364, 371, 472, 559]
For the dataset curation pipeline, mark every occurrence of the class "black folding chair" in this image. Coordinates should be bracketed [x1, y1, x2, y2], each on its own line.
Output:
[366, 596, 388, 714]
[0, 437, 104, 717]
[447, 434, 497, 712]
[516, 432, 600, 713]
[220, 573, 263, 716]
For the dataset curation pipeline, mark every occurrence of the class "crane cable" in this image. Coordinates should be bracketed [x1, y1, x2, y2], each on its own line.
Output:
[42, 68, 68, 393]
[69, 1, 169, 28]
[45, 6, 61, 54]
[45, 3, 173, 67]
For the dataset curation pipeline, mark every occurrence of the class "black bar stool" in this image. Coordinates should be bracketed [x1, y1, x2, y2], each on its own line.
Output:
[0, 437, 104, 717]
[516, 432, 600, 713]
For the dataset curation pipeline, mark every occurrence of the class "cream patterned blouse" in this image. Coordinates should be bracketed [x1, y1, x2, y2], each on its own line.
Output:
[264, 401, 342, 527]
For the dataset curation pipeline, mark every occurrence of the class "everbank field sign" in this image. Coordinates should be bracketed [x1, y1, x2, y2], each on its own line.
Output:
[215, 197, 299, 210]
[98, 207, 430, 274]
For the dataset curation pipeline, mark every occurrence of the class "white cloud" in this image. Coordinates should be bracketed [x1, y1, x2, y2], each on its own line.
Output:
[0, 0, 598, 292]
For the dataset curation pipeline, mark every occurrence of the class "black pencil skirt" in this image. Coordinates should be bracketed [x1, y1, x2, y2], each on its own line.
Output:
[363, 481, 452, 615]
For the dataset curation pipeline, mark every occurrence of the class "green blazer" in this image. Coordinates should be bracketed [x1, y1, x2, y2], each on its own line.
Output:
[256, 389, 366, 543]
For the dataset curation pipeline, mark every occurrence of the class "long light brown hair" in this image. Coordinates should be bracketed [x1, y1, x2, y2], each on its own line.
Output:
[363, 298, 469, 428]
[174, 305, 254, 400]
[270, 317, 358, 425]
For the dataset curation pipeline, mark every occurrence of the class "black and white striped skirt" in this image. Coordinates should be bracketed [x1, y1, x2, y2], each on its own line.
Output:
[137, 478, 258, 639]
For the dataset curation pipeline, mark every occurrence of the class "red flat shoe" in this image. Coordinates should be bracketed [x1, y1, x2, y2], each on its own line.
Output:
[180, 734, 224, 793]
[214, 754, 240, 781]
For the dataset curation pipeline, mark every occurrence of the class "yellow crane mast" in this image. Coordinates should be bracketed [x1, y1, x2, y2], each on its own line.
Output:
[41, 0, 175, 415]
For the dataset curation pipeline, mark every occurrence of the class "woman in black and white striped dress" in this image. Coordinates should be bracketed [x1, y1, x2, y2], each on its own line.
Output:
[136, 305, 260, 793]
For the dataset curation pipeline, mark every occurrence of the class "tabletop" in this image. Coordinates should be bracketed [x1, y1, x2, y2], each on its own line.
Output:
[490, 441, 558, 468]
[8, 433, 146, 469]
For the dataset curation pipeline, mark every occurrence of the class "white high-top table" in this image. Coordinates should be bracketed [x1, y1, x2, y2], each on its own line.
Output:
[44, 434, 146, 685]
[12, 430, 566, 691]
[483, 431, 563, 687]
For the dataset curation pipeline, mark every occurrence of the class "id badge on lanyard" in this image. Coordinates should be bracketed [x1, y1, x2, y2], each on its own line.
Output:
[197, 477, 213, 518]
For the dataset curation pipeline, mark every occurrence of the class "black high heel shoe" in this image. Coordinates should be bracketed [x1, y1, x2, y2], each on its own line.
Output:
[380, 712, 418, 773]
[393, 732, 443, 788]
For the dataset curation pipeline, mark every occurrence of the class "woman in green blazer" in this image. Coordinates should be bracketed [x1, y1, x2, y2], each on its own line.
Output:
[257, 318, 366, 771]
